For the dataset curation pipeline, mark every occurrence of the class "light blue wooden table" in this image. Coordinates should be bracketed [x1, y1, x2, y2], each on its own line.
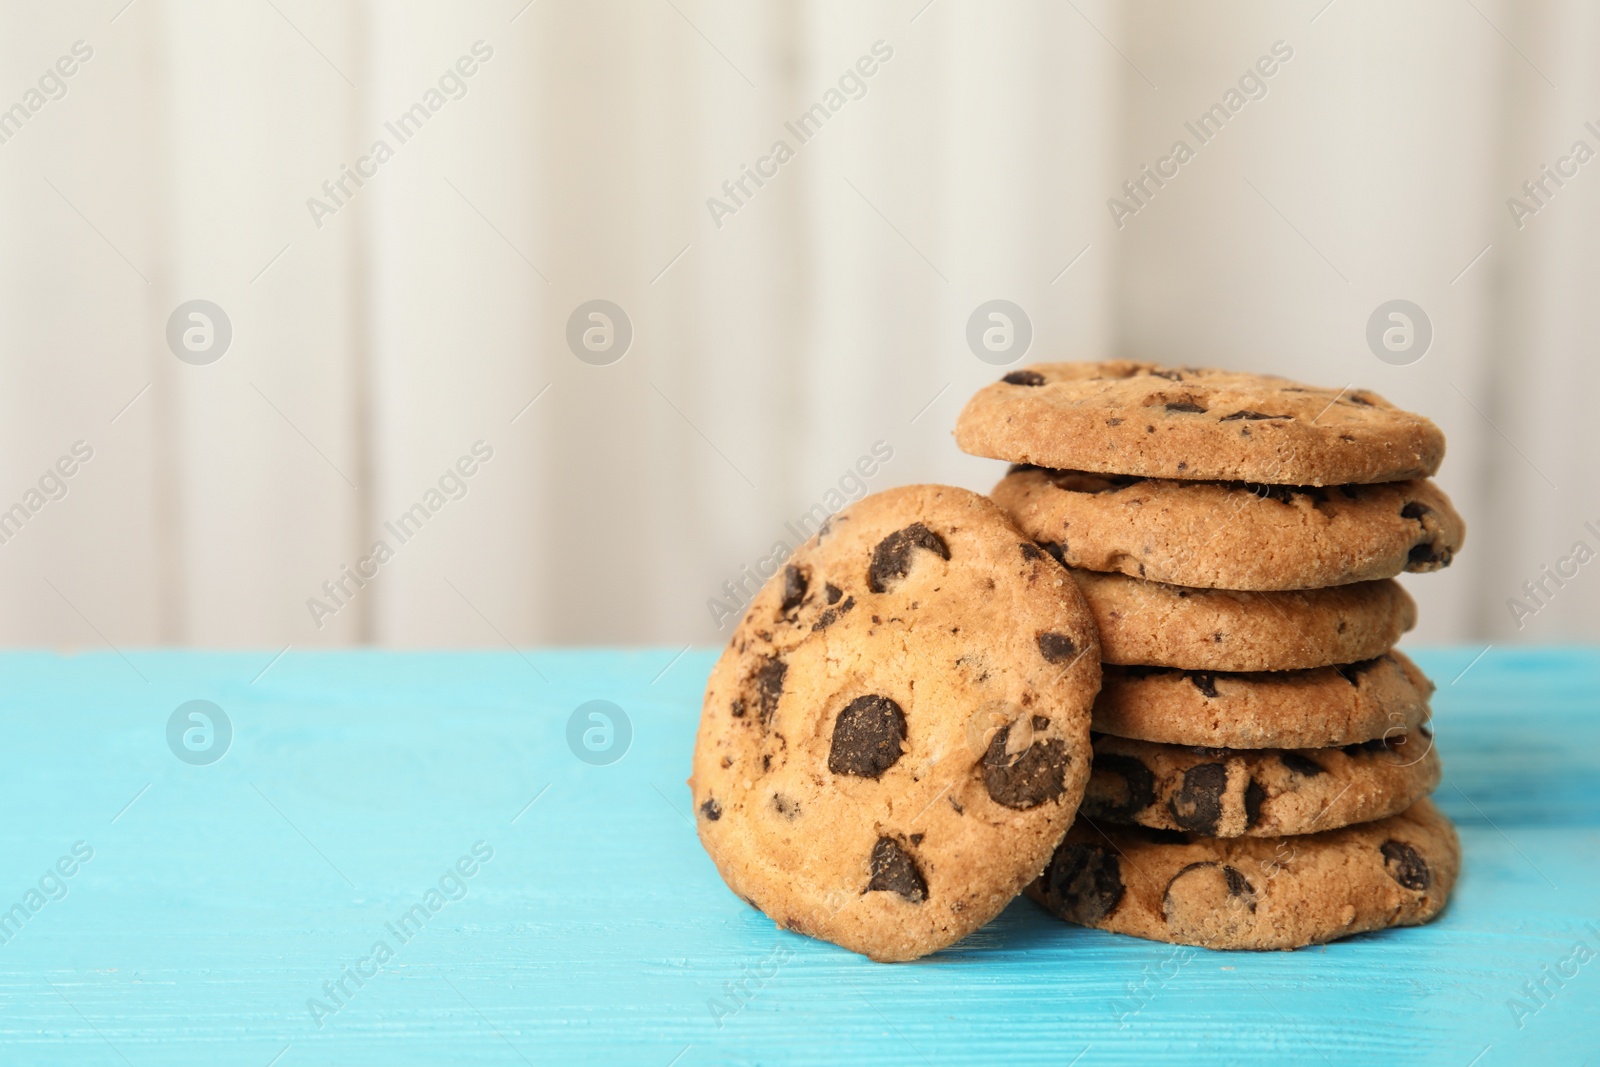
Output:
[2, 647, 1595, 1065]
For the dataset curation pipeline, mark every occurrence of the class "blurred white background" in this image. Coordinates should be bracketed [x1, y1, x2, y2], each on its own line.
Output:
[0, 0, 1594, 650]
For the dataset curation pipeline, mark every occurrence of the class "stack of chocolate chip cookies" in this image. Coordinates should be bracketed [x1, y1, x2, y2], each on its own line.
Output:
[957, 361, 1463, 950]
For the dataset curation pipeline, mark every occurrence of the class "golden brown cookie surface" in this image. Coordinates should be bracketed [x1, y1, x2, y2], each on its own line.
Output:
[1068, 568, 1416, 671]
[1084, 730, 1441, 837]
[690, 485, 1102, 962]
[1028, 798, 1459, 949]
[1091, 651, 1434, 749]
[995, 467, 1464, 591]
[955, 361, 1445, 485]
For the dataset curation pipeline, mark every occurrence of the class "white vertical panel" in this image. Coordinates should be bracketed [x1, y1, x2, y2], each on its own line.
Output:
[1478, 0, 1600, 641]
[157, 0, 366, 646]
[0, 1, 163, 648]
[363, 0, 548, 646]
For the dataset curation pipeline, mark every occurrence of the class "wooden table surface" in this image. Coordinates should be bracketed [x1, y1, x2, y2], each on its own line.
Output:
[2, 646, 1595, 1065]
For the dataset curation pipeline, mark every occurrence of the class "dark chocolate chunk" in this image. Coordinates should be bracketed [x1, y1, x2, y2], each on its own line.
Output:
[828, 694, 908, 778]
[825, 583, 843, 604]
[983, 726, 1069, 809]
[1400, 502, 1432, 520]
[1244, 779, 1265, 828]
[700, 797, 722, 820]
[867, 523, 950, 593]
[866, 837, 927, 902]
[1219, 410, 1292, 421]
[1348, 393, 1375, 406]
[1188, 672, 1219, 698]
[1165, 401, 1208, 414]
[1381, 840, 1430, 891]
[1002, 369, 1046, 386]
[1168, 763, 1227, 835]
[1043, 842, 1124, 923]
[755, 657, 787, 726]
[812, 596, 856, 631]
[1084, 753, 1156, 819]
[1222, 865, 1257, 909]
[779, 565, 808, 614]
[1020, 542, 1045, 562]
[730, 698, 746, 718]
[1038, 541, 1069, 568]
[1037, 632, 1079, 663]
[1342, 738, 1389, 756]
[1280, 751, 1325, 777]
[1408, 542, 1450, 566]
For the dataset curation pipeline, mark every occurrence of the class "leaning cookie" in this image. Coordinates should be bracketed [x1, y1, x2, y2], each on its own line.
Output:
[1084, 731, 1441, 837]
[1028, 798, 1459, 950]
[1092, 651, 1433, 749]
[690, 485, 1102, 962]
[955, 361, 1445, 485]
[1067, 568, 1416, 671]
[996, 467, 1464, 591]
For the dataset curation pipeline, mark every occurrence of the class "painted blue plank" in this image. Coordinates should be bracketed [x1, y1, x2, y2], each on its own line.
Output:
[0, 646, 1595, 1065]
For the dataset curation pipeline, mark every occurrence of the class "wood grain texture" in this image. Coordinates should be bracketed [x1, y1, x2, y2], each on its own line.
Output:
[0, 646, 1594, 1065]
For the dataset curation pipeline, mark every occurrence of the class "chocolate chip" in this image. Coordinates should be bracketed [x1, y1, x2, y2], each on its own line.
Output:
[910, 833, 924, 845]
[1222, 865, 1257, 908]
[867, 523, 950, 593]
[1020, 542, 1045, 562]
[1280, 752, 1325, 777]
[1244, 779, 1265, 828]
[1037, 633, 1079, 663]
[1348, 393, 1375, 406]
[779, 565, 808, 614]
[755, 657, 787, 727]
[1148, 368, 1184, 382]
[1038, 541, 1069, 567]
[1042, 842, 1124, 923]
[866, 837, 927, 902]
[812, 596, 856, 631]
[1107, 417, 1124, 426]
[828, 694, 908, 778]
[1400, 502, 1432, 520]
[1342, 738, 1389, 756]
[1084, 753, 1155, 819]
[730, 698, 746, 718]
[771, 793, 800, 820]
[1188, 672, 1219, 698]
[1002, 370, 1046, 386]
[1165, 401, 1208, 414]
[825, 583, 843, 604]
[1219, 410, 1292, 421]
[1381, 840, 1430, 890]
[1408, 542, 1450, 566]
[1168, 763, 1227, 834]
[982, 726, 1069, 809]
[700, 797, 722, 820]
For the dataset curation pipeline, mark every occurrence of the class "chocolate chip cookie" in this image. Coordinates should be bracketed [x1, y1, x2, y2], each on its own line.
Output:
[1092, 651, 1433, 749]
[1084, 730, 1441, 837]
[690, 485, 1102, 962]
[995, 467, 1464, 591]
[955, 361, 1445, 485]
[1028, 797, 1459, 949]
[1068, 568, 1416, 671]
